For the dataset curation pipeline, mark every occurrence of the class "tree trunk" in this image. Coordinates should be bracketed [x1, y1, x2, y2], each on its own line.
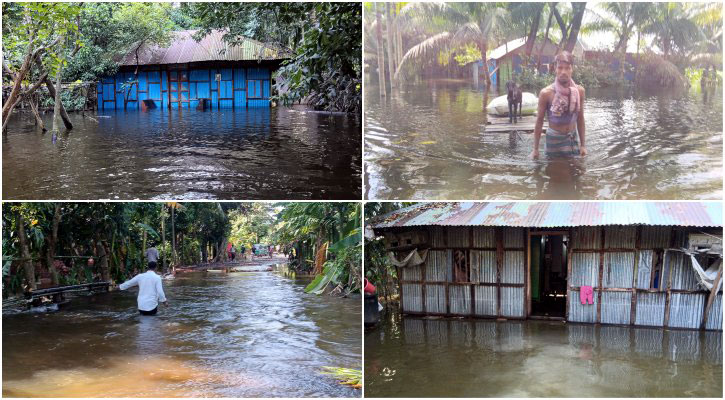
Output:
[161, 214, 166, 273]
[375, 3, 387, 97]
[17, 212, 36, 291]
[29, 93, 46, 131]
[386, 3, 396, 89]
[524, 4, 544, 60]
[2, 37, 36, 128]
[171, 206, 176, 267]
[538, 6, 554, 72]
[480, 41, 490, 113]
[564, 3, 586, 53]
[51, 55, 64, 136]
[635, 30, 641, 85]
[45, 204, 62, 286]
[96, 238, 110, 282]
[41, 77, 73, 130]
[551, 5, 568, 44]
[201, 240, 208, 264]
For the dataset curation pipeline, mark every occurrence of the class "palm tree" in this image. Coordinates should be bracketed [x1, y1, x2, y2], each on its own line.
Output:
[643, 2, 704, 59]
[586, 3, 652, 79]
[394, 2, 511, 109]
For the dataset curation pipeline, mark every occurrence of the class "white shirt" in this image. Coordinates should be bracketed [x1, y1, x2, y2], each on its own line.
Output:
[119, 270, 167, 311]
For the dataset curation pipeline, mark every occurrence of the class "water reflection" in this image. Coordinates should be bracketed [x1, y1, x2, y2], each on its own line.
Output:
[365, 313, 722, 397]
[3, 270, 361, 397]
[3, 105, 361, 200]
[365, 80, 722, 200]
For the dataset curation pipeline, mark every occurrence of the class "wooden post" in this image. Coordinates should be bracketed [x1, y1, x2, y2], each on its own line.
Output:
[597, 227, 604, 323]
[630, 226, 642, 325]
[566, 228, 574, 321]
[496, 227, 503, 317]
[524, 228, 529, 318]
[702, 262, 723, 328]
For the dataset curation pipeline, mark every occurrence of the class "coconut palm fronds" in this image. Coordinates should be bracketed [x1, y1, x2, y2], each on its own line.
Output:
[321, 367, 362, 389]
[690, 52, 723, 69]
[637, 55, 687, 88]
[394, 32, 452, 81]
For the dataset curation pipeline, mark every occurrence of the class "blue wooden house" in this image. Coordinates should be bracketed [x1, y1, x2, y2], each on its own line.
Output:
[97, 30, 291, 110]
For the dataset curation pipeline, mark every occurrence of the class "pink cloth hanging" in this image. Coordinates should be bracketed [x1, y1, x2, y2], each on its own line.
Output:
[580, 286, 594, 305]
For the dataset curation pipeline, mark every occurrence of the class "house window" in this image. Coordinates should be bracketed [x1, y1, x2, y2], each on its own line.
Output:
[247, 80, 264, 99]
[453, 249, 469, 283]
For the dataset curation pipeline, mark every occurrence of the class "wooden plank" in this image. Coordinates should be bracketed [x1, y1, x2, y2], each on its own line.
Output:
[566, 228, 574, 321]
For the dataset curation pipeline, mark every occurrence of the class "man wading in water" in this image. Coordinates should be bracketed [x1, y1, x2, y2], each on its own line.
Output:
[119, 244, 167, 315]
[531, 51, 587, 159]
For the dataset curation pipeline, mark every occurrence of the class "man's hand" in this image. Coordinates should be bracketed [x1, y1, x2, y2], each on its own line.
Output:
[530, 149, 540, 159]
[579, 146, 588, 156]
[162, 301, 168, 307]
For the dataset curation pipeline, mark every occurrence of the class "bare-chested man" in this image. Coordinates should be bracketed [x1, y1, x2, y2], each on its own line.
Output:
[531, 51, 587, 159]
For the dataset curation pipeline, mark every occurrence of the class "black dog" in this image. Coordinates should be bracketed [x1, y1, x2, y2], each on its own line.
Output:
[506, 80, 523, 123]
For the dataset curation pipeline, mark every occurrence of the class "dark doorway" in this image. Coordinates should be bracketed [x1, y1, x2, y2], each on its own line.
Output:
[530, 233, 568, 319]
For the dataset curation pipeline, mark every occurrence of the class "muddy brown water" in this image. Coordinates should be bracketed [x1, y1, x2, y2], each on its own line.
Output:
[364, 80, 723, 200]
[365, 312, 722, 397]
[2, 269, 361, 397]
[3, 105, 361, 200]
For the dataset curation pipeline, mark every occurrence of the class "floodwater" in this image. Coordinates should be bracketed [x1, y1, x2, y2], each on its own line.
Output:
[3, 105, 361, 200]
[2, 268, 361, 397]
[365, 80, 723, 200]
[365, 313, 723, 397]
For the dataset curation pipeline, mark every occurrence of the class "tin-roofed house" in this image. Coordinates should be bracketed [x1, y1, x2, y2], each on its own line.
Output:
[97, 30, 291, 110]
[371, 202, 723, 331]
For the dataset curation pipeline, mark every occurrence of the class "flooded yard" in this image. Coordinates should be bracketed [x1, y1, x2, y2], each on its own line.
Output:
[364, 80, 722, 200]
[3, 268, 361, 397]
[3, 105, 361, 200]
[365, 313, 723, 397]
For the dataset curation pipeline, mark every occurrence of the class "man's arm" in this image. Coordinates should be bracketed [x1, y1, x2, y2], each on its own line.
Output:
[577, 85, 587, 156]
[530, 88, 549, 159]
[119, 275, 139, 291]
[156, 278, 167, 305]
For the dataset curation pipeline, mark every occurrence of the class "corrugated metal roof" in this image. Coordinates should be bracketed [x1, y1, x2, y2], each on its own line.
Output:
[119, 30, 291, 66]
[372, 202, 723, 229]
[488, 36, 585, 60]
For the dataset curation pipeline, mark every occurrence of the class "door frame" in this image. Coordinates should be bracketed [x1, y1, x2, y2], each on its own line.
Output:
[526, 229, 569, 318]
[167, 68, 190, 109]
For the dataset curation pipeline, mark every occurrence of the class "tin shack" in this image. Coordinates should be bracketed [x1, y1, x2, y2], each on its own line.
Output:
[371, 202, 722, 331]
[97, 30, 290, 110]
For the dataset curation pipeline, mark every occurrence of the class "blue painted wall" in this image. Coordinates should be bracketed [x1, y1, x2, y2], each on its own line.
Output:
[97, 66, 272, 110]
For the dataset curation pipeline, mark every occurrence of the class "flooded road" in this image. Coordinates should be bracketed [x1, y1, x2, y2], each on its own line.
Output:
[3, 105, 361, 200]
[3, 268, 361, 397]
[365, 313, 723, 397]
[365, 80, 722, 200]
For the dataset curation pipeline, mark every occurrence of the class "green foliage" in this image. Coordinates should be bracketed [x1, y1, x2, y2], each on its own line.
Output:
[572, 58, 623, 89]
[517, 69, 552, 92]
[39, 82, 90, 111]
[453, 44, 482, 66]
[188, 2, 361, 113]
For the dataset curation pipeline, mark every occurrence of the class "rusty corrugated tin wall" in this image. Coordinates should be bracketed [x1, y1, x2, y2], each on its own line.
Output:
[393, 224, 721, 331]
[397, 226, 527, 320]
[566, 225, 721, 330]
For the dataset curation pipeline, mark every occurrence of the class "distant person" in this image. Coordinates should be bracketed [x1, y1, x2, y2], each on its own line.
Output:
[701, 68, 709, 91]
[146, 244, 159, 269]
[268, 245, 273, 258]
[531, 51, 587, 159]
[119, 262, 167, 315]
[240, 246, 246, 260]
[230, 245, 236, 262]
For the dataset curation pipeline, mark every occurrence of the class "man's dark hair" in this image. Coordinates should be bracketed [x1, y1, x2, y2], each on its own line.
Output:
[147, 261, 157, 270]
[555, 51, 575, 66]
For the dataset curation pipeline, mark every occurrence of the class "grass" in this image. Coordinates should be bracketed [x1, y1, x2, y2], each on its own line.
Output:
[321, 366, 362, 389]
